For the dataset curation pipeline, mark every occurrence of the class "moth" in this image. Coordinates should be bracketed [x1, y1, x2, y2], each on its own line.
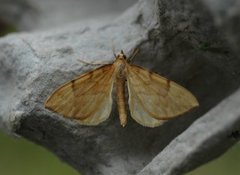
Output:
[45, 50, 199, 127]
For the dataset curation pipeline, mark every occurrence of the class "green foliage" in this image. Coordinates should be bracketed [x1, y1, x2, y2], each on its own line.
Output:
[0, 18, 17, 37]
[0, 131, 79, 175]
[187, 143, 240, 175]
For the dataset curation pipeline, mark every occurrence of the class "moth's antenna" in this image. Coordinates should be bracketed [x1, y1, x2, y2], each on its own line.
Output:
[111, 39, 117, 58]
[77, 59, 103, 66]
[128, 48, 139, 62]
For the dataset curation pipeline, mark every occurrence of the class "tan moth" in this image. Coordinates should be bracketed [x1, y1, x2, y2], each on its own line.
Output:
[45, 50, 199, 127]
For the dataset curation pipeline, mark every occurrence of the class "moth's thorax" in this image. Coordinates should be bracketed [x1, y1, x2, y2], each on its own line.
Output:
[114, 54, 128, 79]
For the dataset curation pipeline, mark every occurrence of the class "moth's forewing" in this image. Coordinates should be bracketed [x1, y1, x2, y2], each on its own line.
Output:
[45, 64, 115, 125]
[126, 64, 199, 127]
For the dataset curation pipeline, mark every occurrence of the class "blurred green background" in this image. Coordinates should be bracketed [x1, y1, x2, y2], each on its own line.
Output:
[0, 131, 79, 175]
[0, 130, 239, 175]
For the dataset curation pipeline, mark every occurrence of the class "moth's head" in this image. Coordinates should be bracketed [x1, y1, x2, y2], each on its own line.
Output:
[114, 49, 139, 63]
[115, 50, 127, 60]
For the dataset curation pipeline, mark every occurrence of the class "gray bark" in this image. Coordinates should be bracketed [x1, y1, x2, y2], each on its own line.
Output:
[0, 0, 240, 175]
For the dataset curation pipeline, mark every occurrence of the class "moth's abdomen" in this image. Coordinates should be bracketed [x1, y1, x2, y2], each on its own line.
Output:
[116, 77, 127, 127]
